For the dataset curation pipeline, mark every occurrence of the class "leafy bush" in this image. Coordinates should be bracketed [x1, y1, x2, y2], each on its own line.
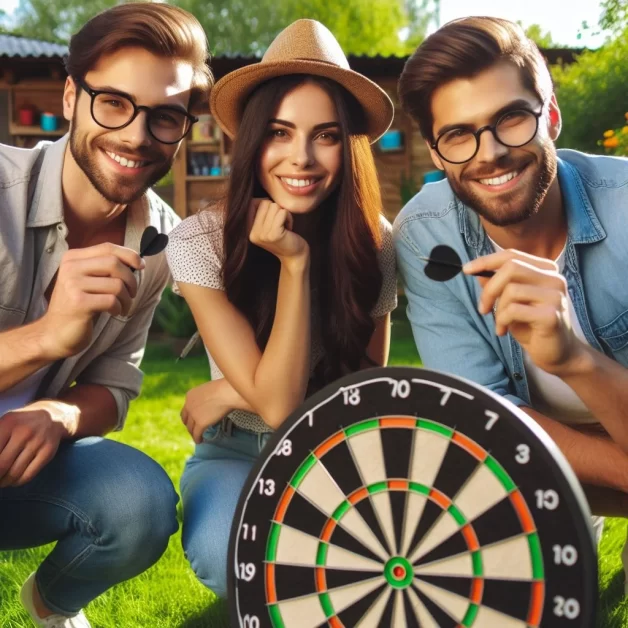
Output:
[552, 28, 628, 153]
[598, 113, 628, 156]
[151, 284, 197, 338]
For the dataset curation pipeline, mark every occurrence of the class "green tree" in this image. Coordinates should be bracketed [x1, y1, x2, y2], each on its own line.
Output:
[553, 27, 628, 152]
[12, 0, 119, 42]
[11, 0, 432, 56]
[517, 21, 560, 48]
[599, 0, 628, 32]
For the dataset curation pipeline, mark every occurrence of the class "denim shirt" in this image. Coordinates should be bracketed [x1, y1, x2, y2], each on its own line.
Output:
[0, 136, 180, 427]
[393, 149, 628, 409]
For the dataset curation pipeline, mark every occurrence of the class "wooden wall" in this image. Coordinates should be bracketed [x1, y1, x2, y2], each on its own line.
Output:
[372, 77, 433, 222]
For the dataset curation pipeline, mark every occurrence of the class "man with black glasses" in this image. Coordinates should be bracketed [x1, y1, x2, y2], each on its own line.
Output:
[394, 15, 628, 581]
[0, 3, 212, 626]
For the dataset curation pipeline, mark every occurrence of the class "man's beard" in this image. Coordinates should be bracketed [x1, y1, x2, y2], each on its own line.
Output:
[69, 122, 173, 205]
[447, 143, 557, 227]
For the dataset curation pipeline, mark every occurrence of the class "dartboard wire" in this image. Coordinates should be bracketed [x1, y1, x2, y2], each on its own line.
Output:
[344, 421, 398, 556]
[273, 467, 390, 562]
[313, 437, 395, 556]
[263, 520, 385, 572]
[404, 422, 484, 563]
[353, 585, 393, 628]
[309, 480, 485, 628]
[405, 585, 440, 628]
[405, 422, 540, 570]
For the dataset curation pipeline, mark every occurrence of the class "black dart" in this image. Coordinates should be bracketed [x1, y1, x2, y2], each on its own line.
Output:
[139, 225, 169, 258]
[419, 244, 494, 281]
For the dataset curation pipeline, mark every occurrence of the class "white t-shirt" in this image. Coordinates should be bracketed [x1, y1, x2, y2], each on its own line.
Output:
[0, 297, 51, 417]
[489, 239, 596, 425]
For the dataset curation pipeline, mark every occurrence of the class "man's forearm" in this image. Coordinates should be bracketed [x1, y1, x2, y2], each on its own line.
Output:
[57, 384, 119, 439]
[559, 344, 628, 454]
[0, 319, 56, 392]
[522, 406, 628, 493]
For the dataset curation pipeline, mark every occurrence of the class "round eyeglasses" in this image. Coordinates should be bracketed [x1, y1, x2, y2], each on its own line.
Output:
[431, 108, 544, 165]
[76, 78, 198, 145]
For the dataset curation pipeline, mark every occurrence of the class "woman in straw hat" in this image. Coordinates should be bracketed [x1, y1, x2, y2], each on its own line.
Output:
[166, 18, 397, 597]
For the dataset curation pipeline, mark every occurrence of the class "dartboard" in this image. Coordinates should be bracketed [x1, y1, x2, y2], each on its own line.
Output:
[228, 367, 597, 627]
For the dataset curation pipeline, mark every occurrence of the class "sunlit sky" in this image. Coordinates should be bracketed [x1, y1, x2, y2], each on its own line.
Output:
[0, 0, 609, 48]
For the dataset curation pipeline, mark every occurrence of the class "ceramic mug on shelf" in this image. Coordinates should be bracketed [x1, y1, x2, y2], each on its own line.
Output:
[40, 112, 59, 132]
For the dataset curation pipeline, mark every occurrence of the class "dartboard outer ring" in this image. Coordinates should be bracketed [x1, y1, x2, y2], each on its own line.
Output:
[228, 366, 597, 628]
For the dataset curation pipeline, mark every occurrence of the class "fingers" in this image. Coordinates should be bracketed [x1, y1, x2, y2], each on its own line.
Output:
[250, 201, 291, 245]
[63, 243, 144, 271]
[0, 434, 23, 486]
[66, 256, 138, 297]
[495, 302, 560, 337]
[79, 277, 133, 316]
[477, 258, 566, 315]
[464, 249, 557, 276]
[180, 406, 201, 444]
[0, 444, 37, 487]
[13, 447, 53, 487]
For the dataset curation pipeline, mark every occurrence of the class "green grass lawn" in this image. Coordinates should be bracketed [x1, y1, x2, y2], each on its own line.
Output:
[1, 310, 626, 626]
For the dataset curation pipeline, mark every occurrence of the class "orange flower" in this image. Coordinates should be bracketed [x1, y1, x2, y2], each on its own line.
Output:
[625, 112, 628, 120]
[623, 126, 628, 135]
[603, 130, 615, 138]
[603, 137, 620, 148]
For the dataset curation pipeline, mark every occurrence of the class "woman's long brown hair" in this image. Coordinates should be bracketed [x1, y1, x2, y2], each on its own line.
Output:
[222, 74, 384, 390]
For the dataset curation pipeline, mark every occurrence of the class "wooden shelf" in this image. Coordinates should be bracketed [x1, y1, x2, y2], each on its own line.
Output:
[9, 123, 67, 136]
[185, 175, 228, 181]
[187, 139, 221, 146]
[188, 143, 220, 153]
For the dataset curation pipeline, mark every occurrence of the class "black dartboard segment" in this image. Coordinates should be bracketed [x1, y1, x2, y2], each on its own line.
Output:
[228, 367, 597, 627]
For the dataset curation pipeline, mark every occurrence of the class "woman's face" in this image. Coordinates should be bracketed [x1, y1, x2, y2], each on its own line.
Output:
[257, 81, 343, 214]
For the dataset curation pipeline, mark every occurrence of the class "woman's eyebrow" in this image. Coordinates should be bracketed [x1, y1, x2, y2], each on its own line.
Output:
[269, 119, 340, 131]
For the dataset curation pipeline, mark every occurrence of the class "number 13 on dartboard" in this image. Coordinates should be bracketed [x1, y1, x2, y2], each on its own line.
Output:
[228, 367, 597, 627]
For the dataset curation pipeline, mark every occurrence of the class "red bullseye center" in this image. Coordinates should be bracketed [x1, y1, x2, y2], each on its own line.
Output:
[393, 565, 406, 579]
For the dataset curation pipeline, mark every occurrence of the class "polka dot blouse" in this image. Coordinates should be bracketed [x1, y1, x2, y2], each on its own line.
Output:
[166, 208, 398, 433]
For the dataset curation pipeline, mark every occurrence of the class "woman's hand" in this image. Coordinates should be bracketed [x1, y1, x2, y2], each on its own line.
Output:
[180, 380, 232, 444]
[249, 199, 309, 269]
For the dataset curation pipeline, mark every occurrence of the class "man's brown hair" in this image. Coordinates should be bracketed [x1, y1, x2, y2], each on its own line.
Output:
[398, 17, 553, 142]
[65, 2, 213, 111]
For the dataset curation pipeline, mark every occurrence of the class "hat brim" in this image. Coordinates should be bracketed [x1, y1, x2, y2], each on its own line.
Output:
[210, 60, 394, 144]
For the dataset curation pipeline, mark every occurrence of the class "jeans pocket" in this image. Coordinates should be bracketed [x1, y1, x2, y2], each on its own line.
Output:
[201, 423, 223, 443]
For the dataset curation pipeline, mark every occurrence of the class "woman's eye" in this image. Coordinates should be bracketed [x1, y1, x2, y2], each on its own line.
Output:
[271, 129, 287, 138]
[317, 132, 340, 142]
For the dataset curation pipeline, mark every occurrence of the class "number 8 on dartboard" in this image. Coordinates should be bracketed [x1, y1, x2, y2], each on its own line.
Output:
[228, 367, 597, 627]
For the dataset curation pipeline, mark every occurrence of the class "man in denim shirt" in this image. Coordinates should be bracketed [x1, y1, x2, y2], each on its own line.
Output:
[394, 16, 628, 574]
[0, 4, 212, 626]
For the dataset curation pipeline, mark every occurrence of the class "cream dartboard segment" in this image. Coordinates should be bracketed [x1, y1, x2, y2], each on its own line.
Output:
[228, 367, 597, 627]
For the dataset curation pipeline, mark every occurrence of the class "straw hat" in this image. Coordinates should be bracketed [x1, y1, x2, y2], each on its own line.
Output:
[210, 19, 394, 144]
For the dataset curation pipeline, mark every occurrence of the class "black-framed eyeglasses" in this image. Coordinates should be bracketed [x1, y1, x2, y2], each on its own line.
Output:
[75, 78, 198, 145]
[431, 108, 544, 165]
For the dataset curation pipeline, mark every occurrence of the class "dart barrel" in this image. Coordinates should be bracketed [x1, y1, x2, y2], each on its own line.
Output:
[228, 367, 597, 627]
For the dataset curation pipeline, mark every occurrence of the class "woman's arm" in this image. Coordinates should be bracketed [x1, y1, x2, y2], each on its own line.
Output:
[179, 202, 312, 430]
[361, 314, 392, 368]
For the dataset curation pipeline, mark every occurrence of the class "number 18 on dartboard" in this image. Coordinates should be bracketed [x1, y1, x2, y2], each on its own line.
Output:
[228, 367, 597, 627]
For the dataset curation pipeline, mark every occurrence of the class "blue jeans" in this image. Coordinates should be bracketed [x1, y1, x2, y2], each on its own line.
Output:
[0, 437, 179, 615]
[181, 420, 271, 598]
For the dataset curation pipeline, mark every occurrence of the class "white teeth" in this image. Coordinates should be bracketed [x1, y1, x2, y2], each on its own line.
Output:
[479, 170, 519, 186]
[106, 151, 145, 169]
[281, 177, 315, 188]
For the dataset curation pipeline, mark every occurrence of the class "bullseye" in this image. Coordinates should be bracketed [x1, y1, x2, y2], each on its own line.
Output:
[384, 557, 413, 590]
